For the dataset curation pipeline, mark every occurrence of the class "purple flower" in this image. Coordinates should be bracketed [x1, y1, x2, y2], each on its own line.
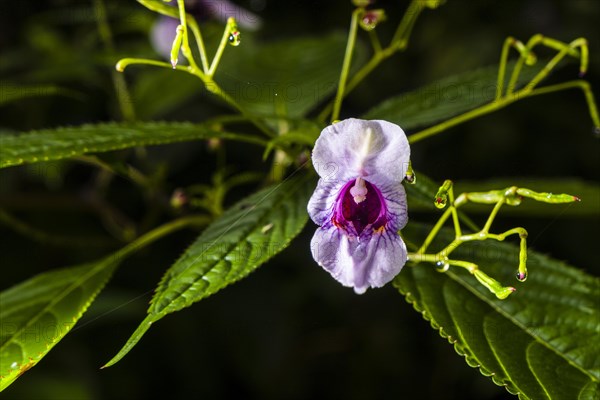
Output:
[308, 119, 410, 294]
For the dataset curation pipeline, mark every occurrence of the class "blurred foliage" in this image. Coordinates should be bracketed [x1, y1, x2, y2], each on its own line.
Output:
[0, 0, 598, 399]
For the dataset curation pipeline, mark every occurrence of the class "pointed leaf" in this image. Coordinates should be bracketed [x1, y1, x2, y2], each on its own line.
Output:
[363, 61, 542, 130]
[397, 223, 600, 399]
[0, 121, 266, 169]
[104, 173, 316, 366]
[0, 216, 206, 390]
[0, 259, 120, 391]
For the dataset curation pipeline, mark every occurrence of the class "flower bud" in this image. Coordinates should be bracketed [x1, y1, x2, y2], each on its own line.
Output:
[359, 9, 386, 32]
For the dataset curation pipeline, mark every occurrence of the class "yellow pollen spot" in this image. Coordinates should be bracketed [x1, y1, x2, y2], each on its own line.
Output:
[373, 226, 385, 234]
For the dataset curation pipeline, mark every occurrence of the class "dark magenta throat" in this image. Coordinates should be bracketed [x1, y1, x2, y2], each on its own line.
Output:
[335, 178, 387, 235]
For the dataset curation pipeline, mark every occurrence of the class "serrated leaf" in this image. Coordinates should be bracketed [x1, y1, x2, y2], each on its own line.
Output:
[363, 61, 542, 130]
[0, 215, 207, 390]
[0, 121, 266, 169]
[397, 222, 600, 399]
[104, 173, 316, 367]
[0, 258, 119, 391]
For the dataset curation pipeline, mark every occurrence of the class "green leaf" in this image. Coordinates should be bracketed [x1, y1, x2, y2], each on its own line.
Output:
[104, 173, 316, 367]
[0, 216, 209, 390]
[363, 61, 542, 130]
[217, 32, 366, 118]
[0, 259, 119, 391]
[0, 83, 81, 107]
[397, 223, 600, 399]
[0, 121, 266, 169]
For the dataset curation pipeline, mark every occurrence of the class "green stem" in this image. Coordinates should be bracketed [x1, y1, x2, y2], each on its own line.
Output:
[417, 206, 453, 254]
[496, 37, 515, 100]
[526, 80, 600, 128]
[187, 18, 209, 73]
[116, 58, 192, 73]
[318, 0, 428, 123]
[74, 155, 150, 188]
[137, 0, 209, 72]
[408, 95, 517, 144]
[481, 197, 505, 233]
[331, 9, 360, 122]
[93, 0, 135, 121]
[176, 0, 199, 73]
[390, 0, 424, 49]
[115, 215, 210, 260]
[208, 18, 234, 77]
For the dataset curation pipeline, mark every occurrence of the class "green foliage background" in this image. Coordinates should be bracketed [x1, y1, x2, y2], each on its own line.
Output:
[0, 0, 598, 399]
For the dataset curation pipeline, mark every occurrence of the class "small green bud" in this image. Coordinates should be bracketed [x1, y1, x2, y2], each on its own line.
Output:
[227, 17, 241, 46]
[170, 189, 188, 209]
[473, 270, 515, 300]
[434, 180, 453, 209]
[170, 25, 184, 68]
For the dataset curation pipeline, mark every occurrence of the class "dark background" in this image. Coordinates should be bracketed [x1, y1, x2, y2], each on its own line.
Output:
[1, 0, 599, 399]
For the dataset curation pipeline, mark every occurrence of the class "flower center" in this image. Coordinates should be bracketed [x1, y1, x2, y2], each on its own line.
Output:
[337, 177, 386, 235]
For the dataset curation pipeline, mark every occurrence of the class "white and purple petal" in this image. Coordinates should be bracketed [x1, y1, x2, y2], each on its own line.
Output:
[310, 222, 408, 294]
[311, 118, 410, 184]
[308, 118, 411, 294]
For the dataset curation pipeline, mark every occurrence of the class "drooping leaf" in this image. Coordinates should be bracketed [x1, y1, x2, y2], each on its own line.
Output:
[104, 173, 316, 367]
[216, 32, 367, 118]
[0, 259, 119, 391]
[363, 61, 543, 130]
[0, 121, 266, 169]
[397, 222, 600, 399]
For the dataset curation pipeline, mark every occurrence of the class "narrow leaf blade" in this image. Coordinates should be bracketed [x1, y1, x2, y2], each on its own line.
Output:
[0, 259, 119, 391]
[0, 121, 265, 169]
[104, 173, 316, 366]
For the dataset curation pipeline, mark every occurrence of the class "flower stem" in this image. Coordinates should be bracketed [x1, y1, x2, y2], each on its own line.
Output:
[331, 9, 360, 123]
[176, 0, 201, 74]
[115, 215, 210, 260]
[208, 18, 235, 77]
[408, 96, 517, 144]
[390, 0, 424, 49]
[319, 0, 430, 123]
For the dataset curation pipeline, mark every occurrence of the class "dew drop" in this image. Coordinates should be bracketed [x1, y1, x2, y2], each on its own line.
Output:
[516, 271, 528, 282]
[435, 261, 450, 272]
[434, 196, 447, 209]
[228, 31, 241, 46]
